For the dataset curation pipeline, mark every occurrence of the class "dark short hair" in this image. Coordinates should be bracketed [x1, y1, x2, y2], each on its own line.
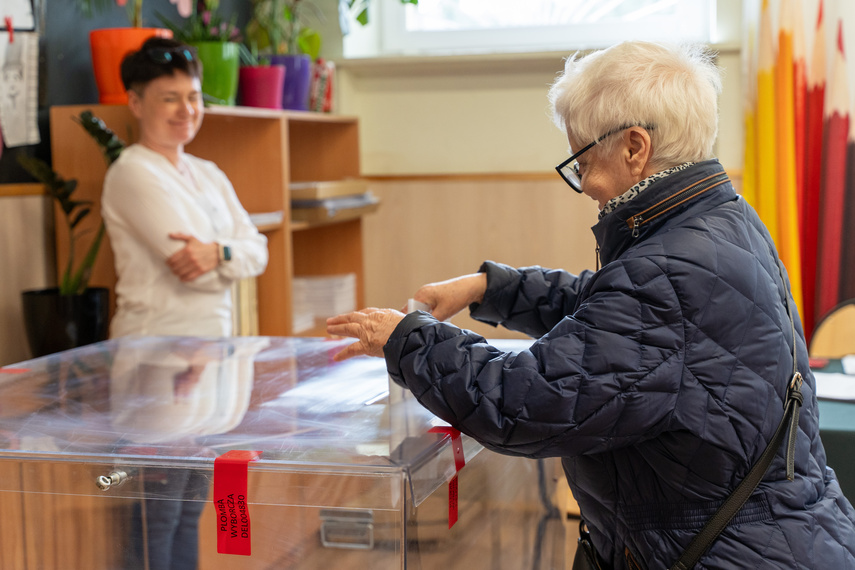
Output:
[120, 37, 203, 92]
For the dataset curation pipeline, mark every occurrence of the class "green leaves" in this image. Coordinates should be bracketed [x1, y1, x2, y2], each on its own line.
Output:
[297, 27, 321, 60]
[76, 0, 144, 28]
[16, 155, 85, 218]
[249, 0, 323, 57]
[16, 153, 95, 295]
[344, 0, 418, 27]
[14, 111, 126, 296]
[74, 111, 125, 166]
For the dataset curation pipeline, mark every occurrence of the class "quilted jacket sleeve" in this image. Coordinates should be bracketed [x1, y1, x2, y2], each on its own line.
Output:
[468, 260, 596, 337]
[384, 255, 684, 458]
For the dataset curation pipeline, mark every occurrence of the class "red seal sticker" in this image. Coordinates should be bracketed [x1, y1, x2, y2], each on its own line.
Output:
[429, 426, 465, 528]
[213, 450, 262, 555]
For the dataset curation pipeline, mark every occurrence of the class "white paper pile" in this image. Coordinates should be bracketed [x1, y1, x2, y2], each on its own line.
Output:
[291, 308, 315, 334]
[293, 274, 357, 331]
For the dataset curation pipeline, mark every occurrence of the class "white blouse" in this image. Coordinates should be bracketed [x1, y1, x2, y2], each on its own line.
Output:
[102, 144, 268, 338]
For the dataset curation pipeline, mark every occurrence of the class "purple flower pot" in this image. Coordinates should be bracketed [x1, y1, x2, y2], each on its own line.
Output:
[269, 54, 312, 111]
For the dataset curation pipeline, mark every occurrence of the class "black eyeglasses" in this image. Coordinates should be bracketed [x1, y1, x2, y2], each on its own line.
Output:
[145, 46, 197, 64]
[556, 124, 655, 193]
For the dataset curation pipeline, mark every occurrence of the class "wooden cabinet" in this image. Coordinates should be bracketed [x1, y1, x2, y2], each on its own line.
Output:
[49, 105, 370, 336]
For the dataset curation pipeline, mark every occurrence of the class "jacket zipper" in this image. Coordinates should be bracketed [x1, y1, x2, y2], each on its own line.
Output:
[627, 172, 730, 238]
[625, 546, 645, 570]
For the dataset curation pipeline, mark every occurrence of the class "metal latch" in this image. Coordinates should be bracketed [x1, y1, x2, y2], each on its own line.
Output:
[96, 470, 129, 491]
[319, 509, 374, 550]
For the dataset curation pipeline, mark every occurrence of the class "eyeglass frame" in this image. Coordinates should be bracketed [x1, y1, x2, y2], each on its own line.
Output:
[555, 124, 656, 193]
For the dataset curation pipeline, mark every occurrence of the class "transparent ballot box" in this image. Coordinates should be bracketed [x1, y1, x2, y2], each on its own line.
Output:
[0, 336, 565, 569]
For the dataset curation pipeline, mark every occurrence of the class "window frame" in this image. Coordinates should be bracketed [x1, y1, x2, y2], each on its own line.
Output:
[375, 0, 715, 57]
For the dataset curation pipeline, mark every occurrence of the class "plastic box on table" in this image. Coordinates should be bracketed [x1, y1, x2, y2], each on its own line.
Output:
[0, 336, 565, 569]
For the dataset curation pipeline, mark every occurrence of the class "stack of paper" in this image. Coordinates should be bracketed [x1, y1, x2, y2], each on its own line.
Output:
[293, 274, 356, 330]
[290, 180, 379, 223]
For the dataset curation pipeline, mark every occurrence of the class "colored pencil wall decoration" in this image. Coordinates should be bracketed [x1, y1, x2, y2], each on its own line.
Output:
[776, 0, 804, 309]
[803, 0, 826, 341]
[756, 0, 780, 246]
[741, 0, 855, 340]
[743, 0, 759, 208]
[841, 116, 855, 302]
[816, 20, 849, 323]
[792, 0, 807, 221]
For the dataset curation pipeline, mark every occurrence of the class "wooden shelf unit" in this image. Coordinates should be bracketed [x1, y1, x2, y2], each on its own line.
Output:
[49, 105, 370, 337]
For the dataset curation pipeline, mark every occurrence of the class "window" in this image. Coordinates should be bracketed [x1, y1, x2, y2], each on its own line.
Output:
[364, 0, 714, 58]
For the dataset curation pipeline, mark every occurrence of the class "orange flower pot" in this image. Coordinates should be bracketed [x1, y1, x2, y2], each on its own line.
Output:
[89, 28, 173, 105]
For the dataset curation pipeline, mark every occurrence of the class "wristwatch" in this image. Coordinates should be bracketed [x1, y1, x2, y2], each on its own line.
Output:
[218, 244, 232, 263]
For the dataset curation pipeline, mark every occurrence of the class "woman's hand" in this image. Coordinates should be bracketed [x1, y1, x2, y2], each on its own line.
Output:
[166, 232, 219, 282]
[326, 308, 406, 361]
[411, 273, 487, 321]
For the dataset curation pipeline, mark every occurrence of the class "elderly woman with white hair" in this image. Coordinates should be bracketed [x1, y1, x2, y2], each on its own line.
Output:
[327, 41, 855, 569]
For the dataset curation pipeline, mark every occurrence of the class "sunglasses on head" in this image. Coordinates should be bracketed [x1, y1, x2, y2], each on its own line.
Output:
[145, 46, 197, 64]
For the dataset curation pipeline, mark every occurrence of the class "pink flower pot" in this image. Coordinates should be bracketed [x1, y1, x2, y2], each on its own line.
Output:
[238, 65, 286, 109]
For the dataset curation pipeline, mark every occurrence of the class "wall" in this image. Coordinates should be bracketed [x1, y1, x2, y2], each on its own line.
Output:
[336, 0, 744, 175]
[0, 195, 55, 364]
[361, 176, 600, 340]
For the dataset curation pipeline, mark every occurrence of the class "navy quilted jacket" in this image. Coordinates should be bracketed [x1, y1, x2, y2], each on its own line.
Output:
[385, 159, 855, 569]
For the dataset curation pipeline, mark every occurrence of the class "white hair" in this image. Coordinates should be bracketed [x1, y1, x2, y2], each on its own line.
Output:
[548, 41, 723, 170]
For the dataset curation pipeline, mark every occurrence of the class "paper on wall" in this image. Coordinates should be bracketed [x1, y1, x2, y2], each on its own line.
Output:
[1, 0, 36, 30]
[0, 32, 40, 148]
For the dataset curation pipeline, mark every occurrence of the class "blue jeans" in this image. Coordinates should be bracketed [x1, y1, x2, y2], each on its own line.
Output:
[127, 467, 210, 570]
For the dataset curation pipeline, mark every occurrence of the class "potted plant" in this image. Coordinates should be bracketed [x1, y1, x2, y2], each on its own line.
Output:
[16, 111, 125, 358]
[245, 0, 417, 111]
[158, 0, 244, 105]
[78, 0, 175, 104]
[245, 0, 321, 110]
[237, 48, 287, 109]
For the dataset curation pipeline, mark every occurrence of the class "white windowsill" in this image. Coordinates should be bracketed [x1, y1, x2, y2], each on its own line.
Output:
[336, 43, 741, 78]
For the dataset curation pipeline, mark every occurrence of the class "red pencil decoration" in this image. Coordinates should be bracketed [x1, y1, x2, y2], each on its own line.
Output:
[803, 0, 826, 342]
[816, 20, 849, 324]
[841, 100, 855, 301]
[792, 0, 807, 218]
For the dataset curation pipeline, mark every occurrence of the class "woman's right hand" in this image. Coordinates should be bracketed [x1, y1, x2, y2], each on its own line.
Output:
[411, 273, 487, 321]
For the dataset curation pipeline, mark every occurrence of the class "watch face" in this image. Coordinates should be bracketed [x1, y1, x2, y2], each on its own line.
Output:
[223, 245, 232, 261]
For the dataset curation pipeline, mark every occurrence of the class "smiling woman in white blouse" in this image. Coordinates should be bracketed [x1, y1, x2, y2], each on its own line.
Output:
[102, 37, 268, 339]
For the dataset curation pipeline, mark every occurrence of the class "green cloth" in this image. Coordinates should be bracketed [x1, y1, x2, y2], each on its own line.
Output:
[819, 400, 855, 503]
[813, 359, 855, 502]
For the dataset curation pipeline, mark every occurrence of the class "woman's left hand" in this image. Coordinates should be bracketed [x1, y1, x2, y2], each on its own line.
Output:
[166, 232, 219, 281]
[326, 308, 406, 361]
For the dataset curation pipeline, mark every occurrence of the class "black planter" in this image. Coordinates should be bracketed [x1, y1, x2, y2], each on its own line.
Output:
[21, 287, 110, 358]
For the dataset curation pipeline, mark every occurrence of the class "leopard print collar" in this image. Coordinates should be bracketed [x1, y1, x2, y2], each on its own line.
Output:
[598, 162, 696, 220]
